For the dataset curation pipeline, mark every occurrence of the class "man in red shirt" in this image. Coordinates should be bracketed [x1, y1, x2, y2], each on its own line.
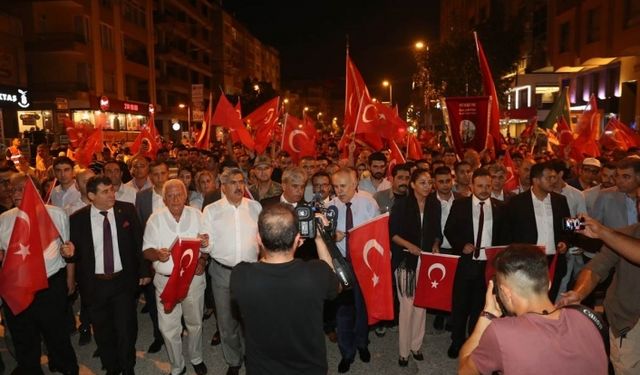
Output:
[458, 244, 607, 375]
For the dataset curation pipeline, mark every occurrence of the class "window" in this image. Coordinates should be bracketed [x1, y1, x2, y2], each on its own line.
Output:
[559, 22, 570, 53]
[77, 63, 93, 89]
[100, 23, 114, 50]
[123, 36, 148, 65]
[586, 8, 601, 43]
[122, 0, 146, 29]
[74, 16, 90, 43]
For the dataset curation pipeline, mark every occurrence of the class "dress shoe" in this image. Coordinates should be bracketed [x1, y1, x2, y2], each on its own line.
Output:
[192, 361, 208, 375]
[326, 330, 338, 343]
[358, 347, 371, 363]
[226, 365, 240, 375]
[447, 344, 460, 359]
[210, 331, 221, 346]
[147, 338, 164, 353]
[374, 326, 386, 337]
[78, 327, 92, 346]
[398, 356, 409, 367]
[338, 358, 353, 373]
[411, 350, 424, 361]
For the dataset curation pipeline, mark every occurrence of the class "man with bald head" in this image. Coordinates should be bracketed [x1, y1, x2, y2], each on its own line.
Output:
[143, 179, 209, 375]
[329, 168, 380, 373]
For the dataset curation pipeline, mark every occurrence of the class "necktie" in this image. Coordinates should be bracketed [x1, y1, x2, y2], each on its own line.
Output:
[100, 211, 114, 274]
[474, 201, 485, 259]
[345, 202, 353, 260]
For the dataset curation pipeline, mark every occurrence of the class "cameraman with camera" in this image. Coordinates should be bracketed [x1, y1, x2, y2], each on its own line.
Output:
[230, 203, 340, 375]
[458, 244, 607, 375]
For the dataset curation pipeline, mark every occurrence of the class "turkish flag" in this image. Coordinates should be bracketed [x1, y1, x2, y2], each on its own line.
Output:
[600, 117, 640, 150]
[0, 178, 59, 314]
[348, 213, 394, 324]
[75, 125, 103, 167]
[195, 92, 214, 150]
[244, 97, 280, 154]
[414, 253, 459, 312]
[387, 139, 406, 177]
[159, 237, 201, 313]
[407, 134, 423, 160]
[130, 126, 159, 159]
[503, 149, 518, 192]
[212, 92, 255, 150]
[569, 95, 601, 161]
[484, 245, 556, 285]
[340, 55, 370, 152]
[281, 114, 317, 162]
[475, 32, 504, 151]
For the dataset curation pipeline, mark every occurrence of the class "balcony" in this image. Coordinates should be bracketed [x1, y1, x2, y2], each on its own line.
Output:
[27, 32, 89, 53]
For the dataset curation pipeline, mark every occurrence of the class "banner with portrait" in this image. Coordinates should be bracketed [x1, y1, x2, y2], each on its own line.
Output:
[444, 96, 492, 158]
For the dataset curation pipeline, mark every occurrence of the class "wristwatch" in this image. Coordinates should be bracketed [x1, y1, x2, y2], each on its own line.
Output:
[480, 310, 498, 321]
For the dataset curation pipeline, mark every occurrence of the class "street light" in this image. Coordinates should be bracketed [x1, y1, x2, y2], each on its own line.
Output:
[382, 80, 393, 105]
[283, 98, 289, 104]
[415, 41, 425, 51]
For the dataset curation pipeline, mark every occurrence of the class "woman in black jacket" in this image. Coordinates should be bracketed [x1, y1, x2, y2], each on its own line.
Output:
[389, 168, 438, 367]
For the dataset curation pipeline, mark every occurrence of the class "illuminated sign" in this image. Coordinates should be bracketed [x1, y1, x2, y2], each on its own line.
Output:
[100, 96, 110, 111]
[0, 87, 30, 108]
[123, 102, 139, 111]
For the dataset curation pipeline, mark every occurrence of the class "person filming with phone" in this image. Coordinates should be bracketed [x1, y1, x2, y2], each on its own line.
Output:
[459, 244, 607, 375]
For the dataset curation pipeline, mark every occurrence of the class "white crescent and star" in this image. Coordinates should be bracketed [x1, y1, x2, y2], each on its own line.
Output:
[427, 262, 447, 288]
[288, 129, 309, 153]
[179, 248, 194, 277]
[362, 104, 377, 123]
[363, 239, 384, 287]
[263, 108, 275, 125]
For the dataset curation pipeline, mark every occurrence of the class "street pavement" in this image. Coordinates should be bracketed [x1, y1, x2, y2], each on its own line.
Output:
[0, 303, 459, 374]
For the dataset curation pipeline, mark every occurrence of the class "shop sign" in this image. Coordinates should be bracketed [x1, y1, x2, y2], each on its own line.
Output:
[0, 87, 30, 108]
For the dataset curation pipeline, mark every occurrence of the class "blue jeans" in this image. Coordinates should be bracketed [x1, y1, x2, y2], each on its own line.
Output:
[335, 280, 369, 360]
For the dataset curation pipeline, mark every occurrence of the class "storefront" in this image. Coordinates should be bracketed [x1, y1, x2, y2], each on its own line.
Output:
[0, 85, 32, 142]
[70, 96, 150, 142]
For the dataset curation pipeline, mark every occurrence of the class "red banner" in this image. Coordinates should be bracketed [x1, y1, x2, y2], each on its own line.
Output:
[414, 253, 459, 312]
[348, 213, 394, 324]
[445, 96, 491, 158]
[159, 237, 201, 313]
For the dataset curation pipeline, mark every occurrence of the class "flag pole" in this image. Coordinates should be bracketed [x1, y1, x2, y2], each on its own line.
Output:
[281, 112, 288, 150]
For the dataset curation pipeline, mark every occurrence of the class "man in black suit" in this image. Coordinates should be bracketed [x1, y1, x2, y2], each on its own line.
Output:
[134, 159, 169, 353]
[70, 175, 151, 375]
[260, 167, 318, 260]
[444, 168, 506, 359]
[504, 161, 571, 301]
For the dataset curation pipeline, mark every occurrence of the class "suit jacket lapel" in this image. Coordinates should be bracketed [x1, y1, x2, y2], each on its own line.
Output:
[524, 192, 538, 240]
[114, 203, 127, 260]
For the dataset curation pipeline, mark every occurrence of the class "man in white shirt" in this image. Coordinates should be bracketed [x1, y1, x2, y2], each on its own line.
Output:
[51, 156, 82, 215]
[143, 179, 208, 375]
[124, 155, 152, 192]
[358, 152, 392, 195]
[201, 168, 261, 375]
[104, 161, 136, 205]
[329, 168, 380, 373]
[0, 173, 78, 375]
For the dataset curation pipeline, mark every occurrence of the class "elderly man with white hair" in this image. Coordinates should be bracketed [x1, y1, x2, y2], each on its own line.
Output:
[143, 179, 209, 375]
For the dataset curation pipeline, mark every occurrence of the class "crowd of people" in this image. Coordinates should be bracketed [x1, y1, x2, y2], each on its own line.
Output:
[0, 131, 639, 375]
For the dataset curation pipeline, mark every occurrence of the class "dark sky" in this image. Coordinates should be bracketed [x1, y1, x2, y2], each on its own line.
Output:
[224, 0, 440, 107]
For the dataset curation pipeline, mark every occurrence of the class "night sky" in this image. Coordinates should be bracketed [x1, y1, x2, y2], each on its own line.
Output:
[224, 0, 440, 107]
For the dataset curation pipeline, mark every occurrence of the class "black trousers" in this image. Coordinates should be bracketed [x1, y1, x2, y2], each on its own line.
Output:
[90, 274, 138, 373]
[450, 263, 486, 348]
[548, 253, 567, 302]
[3, 268, 78, 375]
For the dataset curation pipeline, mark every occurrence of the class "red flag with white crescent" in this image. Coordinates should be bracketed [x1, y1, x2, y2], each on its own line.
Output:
[348, 213, 394, 324]
[212, 93, 255, 150]
[244, 97, 280, 154]
[600, 117, 640, 151]
[407, 134, 423, 160]
[282, 114, 317, 162]
[195, 92, 214, 150]
[414, 253, 460, 312]
[159, 237, 201, 313]
[568, 95, 601, 161]
[0, 178, 58, 314]
[475, 32, 504, 150]
[503, 149, 518, 192]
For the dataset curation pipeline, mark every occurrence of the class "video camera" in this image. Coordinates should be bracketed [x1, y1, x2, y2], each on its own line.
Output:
[294, 194, 355, 289]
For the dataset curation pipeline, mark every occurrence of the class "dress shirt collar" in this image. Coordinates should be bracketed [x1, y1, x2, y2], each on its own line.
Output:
[437, 192, 454, 203]
[280, 194, 297, 207]
[472, 195, 489, 206]
[90, 204, 114, 218]
[531, 190, 550, 203]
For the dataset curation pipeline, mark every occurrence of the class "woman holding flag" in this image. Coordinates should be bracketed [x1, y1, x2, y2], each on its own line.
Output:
[389, 168, 438, 367]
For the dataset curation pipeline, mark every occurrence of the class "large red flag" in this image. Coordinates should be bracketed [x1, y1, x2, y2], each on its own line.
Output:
[195, 92, 213, 150]
[353, 96, 395, 140]
[281, 114, 317, 162]
[131, 109, 161, 159]
[387, 139, 407, 177]
[414, 253, 459, 312]
[569, 95, 601, 161]
[474, 32, 504, 150]
[407, 134, 423, 160]
[340, 55, 370, 151]
[75, 124, 103, 167]
[600, 117, 640, 150]
[229, 98, 243, 145]
[445, 96, 491, 158]
[212, 93, 255, 150]
[244, 97, 280, 154]
[159, 237, 201, 313]
[348, 213, 394, 324]
[0, 178, 59, 314]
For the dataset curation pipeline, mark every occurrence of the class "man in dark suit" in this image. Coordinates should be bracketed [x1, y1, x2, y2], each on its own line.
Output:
[260, 167, 318, 260]
[444, 168, 506, 359]
[505, 161, 571, 301]
[134, 160, 169, 353]
[70, 175, 151, 375]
